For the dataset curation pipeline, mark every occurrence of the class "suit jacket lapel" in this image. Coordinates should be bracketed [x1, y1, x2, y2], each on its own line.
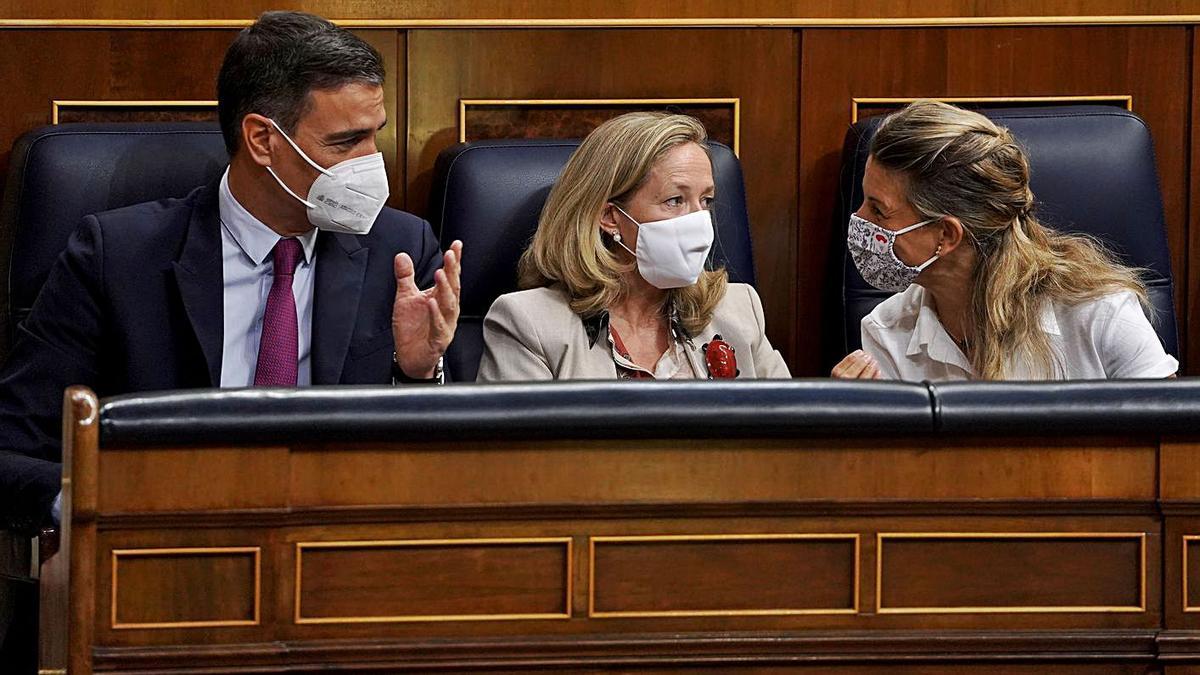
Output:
[311, 232, 368, 384]
[170, 181, 224, 386]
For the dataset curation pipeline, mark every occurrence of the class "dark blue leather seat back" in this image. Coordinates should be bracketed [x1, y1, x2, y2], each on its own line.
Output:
[0, 123, 228, 357]
[835, 106, 1178, 359]
[429, 139, 757, 382]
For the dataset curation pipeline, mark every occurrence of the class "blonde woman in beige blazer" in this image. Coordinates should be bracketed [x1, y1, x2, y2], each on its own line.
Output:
[478, 112, 789, 382]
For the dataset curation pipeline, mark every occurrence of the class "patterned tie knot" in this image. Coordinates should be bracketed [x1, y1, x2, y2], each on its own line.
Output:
[273, 237, 303, 277]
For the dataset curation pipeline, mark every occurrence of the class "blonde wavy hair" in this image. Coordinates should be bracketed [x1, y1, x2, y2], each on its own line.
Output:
[871, 100, 1149, 379]
[518, 111, 727, 336]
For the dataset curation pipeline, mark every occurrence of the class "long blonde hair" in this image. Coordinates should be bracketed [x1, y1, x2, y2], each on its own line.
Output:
[518, 111, 727, 336]
[870, 100, 1148, 379]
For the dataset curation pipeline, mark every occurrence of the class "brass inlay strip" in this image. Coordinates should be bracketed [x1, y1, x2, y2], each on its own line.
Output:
[52, 99, 218, 124]
[110, 546, 261, 630]
[1184, 535, 1200, 613]
[3, 16, 1200, 29]
[876, 532, 1147, 614]
[293, 537, 573, 624]
[851, 95, 1133, 123]
[459, 98, 741, 155]
[588, 533, 860, 618]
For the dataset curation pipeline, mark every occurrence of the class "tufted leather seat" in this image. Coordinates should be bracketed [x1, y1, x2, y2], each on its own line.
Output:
[0, 123, 228, 361]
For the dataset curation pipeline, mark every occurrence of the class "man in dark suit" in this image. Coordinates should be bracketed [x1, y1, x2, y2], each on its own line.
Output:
[0, 11, 462, 533]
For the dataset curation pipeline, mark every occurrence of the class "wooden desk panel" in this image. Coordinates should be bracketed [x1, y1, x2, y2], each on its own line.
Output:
[52, 388, 1197, 672]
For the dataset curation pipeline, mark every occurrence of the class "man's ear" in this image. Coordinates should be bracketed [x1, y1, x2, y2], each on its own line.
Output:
[241, 114, 274, 167]
[938, 215, 967, 256]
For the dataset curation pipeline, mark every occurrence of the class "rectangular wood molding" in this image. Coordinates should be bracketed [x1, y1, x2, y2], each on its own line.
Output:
[876, 533, 1146, 614]
[589, 533, 859, 617]
[294, 537, 572, 624]
[110, 547, 260, 629]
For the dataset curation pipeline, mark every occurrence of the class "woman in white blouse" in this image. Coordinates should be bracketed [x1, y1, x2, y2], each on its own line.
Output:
[834, 100, 1177, 381]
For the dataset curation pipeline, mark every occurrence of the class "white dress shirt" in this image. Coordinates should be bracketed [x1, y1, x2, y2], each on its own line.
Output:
[218, 168, 318, 386]
[861, 284, 1179, 381]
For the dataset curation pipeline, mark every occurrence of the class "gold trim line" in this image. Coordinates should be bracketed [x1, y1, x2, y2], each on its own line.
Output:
[52, 99, 217, 125]
[1184, 535, 1199, 613]
[589, 533, 859, 618]
[851, 95, 1133, 124]
[294, 537, 572, 624]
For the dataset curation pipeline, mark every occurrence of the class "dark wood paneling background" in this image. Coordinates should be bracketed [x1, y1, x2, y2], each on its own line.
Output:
[0, 9, 1195, 375]
[3, 1, 1200, 20]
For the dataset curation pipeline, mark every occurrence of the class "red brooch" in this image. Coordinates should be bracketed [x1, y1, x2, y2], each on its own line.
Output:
[702, 334, 739, 379]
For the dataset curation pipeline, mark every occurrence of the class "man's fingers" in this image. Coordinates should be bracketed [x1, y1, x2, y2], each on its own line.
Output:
[394, 252, 418, 294]
[432, 269, 458, 323]
[442, 245, 462, 296]
[426, 295, 451, 344]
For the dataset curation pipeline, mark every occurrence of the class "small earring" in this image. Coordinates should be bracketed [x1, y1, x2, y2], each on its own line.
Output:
[611, 232, 622, 243]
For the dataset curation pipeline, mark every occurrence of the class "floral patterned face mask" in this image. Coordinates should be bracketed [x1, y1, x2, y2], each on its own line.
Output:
[846, 213, 940, 292]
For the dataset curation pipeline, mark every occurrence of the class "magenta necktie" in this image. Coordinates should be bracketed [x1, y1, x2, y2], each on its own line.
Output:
[253, 237, 303, 386]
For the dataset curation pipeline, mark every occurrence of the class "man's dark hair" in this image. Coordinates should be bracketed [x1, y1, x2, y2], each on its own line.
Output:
[217, 11, 385, 155]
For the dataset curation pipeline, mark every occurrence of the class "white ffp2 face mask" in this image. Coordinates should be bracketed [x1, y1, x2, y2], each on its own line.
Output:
[265, 119, 390, 235]
[846, 213, 939, 292]
[611, 204, 714, 289]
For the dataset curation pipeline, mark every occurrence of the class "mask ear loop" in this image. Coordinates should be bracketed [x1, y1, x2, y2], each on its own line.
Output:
[607, 203, 639, 258]
[267, 118, 333, 177]
[264, 119, 333, 210]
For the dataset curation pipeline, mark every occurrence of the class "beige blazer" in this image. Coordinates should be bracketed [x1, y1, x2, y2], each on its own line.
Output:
[477, 283, 791, 381]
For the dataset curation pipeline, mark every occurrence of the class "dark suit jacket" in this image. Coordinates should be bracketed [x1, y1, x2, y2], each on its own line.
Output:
[0, 179, 441, 533]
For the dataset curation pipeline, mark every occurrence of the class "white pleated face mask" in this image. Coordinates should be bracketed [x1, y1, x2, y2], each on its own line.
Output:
[265, 119, 390, 235]
[611, 204, 714, 289]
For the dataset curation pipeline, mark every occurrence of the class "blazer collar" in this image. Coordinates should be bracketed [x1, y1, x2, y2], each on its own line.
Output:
[310, 231, 369, 384]
[171, 177, 225, 386]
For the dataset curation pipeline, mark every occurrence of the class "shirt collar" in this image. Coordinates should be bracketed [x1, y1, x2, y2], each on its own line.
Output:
[218, 168, 317, 266]
[581, 301, 691, 349]
[902, 286, 1062, 372]
[904, 286, 972, 372]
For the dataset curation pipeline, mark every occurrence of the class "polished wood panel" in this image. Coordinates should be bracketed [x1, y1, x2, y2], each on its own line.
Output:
[295, 539, 570, 622]
[589, 535, 857, 616]
[1189, 26, 1200, 374]
[54, 381, 1197, 671]
[799, 26, 1191, 373]
[462, 100, 737, 149]
[1, 1, 1199, 21]
[1161, 442, 1200, 502]
[110, 548, 258, 628]
[285, 438, 1156, 507]
[407, 28, 800, 361]
[878, 534, 1145, 612]
[99, 447, 290, 512]
[55, 103, 217, 124]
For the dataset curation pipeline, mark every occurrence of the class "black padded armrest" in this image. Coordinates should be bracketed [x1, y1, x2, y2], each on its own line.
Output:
[931, 379, 1200, 435]
[99, 380, 935, 446]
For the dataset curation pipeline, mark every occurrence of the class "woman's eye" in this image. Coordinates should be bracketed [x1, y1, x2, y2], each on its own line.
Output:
[665, 196, 683, 207]
[702, 196, 715, 208]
